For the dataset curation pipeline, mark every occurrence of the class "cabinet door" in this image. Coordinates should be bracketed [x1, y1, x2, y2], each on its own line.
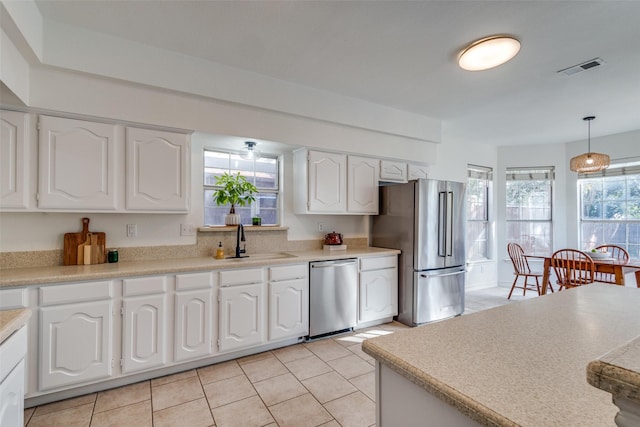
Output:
[307, 150, 346, 213]
[218, 283, 264, 352]
[347, 155, 379, 214]
[380, 160, 408, 183]
[122, 294, 166, 373]
[408, 163, 428, 180]
[175, 289, 213, 362]
[126, 127, 189, 211]
[268, 278, 308, 341]
[0, 360, 24, 427]
[359, 268, 398, 323]
[38, 116, 120, 210]
[0, 110, 31, 209]
[39, 300, 113, 391]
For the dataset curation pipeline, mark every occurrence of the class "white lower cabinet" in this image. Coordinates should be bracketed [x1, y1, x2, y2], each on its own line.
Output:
[121, 277, 167, 374]
[268, 264, 309, 341]
[174, 272, 216, 363]
[218, 268, 265, 352]
[359, 256, 398, 324]
[0, 326, 27, 427]
[39, 297, 113, 391]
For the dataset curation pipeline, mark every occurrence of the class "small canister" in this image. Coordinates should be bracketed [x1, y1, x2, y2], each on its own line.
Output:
[107, 249, 119, 263]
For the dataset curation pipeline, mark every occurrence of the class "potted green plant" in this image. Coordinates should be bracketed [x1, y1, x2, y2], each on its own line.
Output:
[212, 172, 258, 225]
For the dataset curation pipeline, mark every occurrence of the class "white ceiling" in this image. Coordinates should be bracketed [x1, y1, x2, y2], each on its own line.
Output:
[32, 1, 640, 147]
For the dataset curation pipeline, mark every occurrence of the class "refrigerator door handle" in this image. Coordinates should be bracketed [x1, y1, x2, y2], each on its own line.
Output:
[438, 191, 447, 257]
[447, 191, 454, 257]
[420, 270, 465, 279]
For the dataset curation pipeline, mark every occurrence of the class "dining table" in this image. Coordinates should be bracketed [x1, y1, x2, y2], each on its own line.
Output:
[528, 253, 640, 294]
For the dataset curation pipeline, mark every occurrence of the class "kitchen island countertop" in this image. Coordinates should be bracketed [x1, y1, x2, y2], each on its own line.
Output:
[0, 247, 399, 288]
[362, 284, 640, 426]
[0, 308, 31, 344]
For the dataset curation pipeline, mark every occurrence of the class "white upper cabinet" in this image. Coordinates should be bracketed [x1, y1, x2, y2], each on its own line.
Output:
[408, 163, 428, 180]
[294, 149, 379, 214]
[347, 155, 379, 214]
[0, 110, 33, 210]
[37, 116, 121, 210]
[380, 160, 408, 183]
[296, 149, 347, 213]
[125, 127, 190, 212]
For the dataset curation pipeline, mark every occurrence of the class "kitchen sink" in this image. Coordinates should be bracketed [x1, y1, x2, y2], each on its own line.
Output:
[225, 252, 297, 261]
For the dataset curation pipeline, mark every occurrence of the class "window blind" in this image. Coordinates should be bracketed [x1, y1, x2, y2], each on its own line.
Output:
[506, 167, 555, 181]
[468, 164, 493, 180]
[577, 159, 640, 179]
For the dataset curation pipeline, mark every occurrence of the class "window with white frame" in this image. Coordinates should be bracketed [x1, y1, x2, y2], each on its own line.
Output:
[578, 159, 640, 259]
[506, 167, 554, 256]
[203, 149, 280, 226]
[467, 165, 492, 261]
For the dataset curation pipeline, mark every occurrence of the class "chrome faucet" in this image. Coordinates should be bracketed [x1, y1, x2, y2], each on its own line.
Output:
[235, 224, 247, 258]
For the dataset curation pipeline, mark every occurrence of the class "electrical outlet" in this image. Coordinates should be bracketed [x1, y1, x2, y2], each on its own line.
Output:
[318, 222, 325, 232]
[181, 223, 196, 236]
[126, 224, 137, 238]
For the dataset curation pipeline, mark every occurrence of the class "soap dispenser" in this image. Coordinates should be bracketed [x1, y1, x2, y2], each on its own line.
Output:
[215, 241, 225, 259]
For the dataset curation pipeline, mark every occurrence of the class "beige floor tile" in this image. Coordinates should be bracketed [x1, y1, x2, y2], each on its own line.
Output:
[305, 339, 352, 361]
[94, 381, 150, 413]
[324, 391, 375, 427]
[285, 355, 333, 381]
[203, 373, 256, 408]
[28, 402, 93, 427]
[197, 360, 244, 384]
[212, 396, 274, 427]
[253, 373, 307, 406]
[237, 350, 274, 365]
[332, 332, 361, 347]
[349, 372, 375, 401]
[151, 376, 205, 411]
[302, 371, 357, 404]
[151, 369, 197, 387]
[269, 393, 332, 427]
[89, 400, 151, 427]
[241, 355, 289, 383]
[273, 343, 314, 363]
[32, 393, 96, 416]
[327, 354, 374, 379]
[23, 407, 35, 426]
[347, 343, 374, 362]
[318, 421, 341, 427]
[152, 397, 214, 427]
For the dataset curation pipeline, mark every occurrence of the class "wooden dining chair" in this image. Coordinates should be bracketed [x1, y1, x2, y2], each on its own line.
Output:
[594, 244, 630, 284]
[551, 249, 595, 290]
[507, 243, 553, 299]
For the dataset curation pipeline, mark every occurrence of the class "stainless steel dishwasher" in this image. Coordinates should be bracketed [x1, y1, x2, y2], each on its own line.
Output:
[309, 258, 358, 339]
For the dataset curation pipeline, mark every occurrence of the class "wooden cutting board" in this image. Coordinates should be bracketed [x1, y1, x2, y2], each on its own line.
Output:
[63, 218, 106, 265]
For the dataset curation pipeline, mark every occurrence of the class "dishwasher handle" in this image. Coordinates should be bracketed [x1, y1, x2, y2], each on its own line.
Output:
[311, 260, 357, 269]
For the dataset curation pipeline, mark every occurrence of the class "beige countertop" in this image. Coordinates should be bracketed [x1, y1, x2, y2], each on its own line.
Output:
[0, 247, 399, 288]
[587, 334, 640, 405]
[362, 284, 640, 426]
[0, 308, 32, 344]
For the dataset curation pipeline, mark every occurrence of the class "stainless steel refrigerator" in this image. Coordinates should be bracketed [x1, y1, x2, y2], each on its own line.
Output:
[371, 179, 466, 326]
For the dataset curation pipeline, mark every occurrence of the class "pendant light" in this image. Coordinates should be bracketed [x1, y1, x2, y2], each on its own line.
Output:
[570, 116, 610, 173]
[241, 141, 260, 160]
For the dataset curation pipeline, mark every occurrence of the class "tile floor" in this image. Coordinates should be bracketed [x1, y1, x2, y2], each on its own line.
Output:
[22, 286, 525, 427]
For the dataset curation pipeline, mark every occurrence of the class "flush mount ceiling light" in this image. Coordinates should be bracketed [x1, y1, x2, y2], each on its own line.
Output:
[458, 35, 521, 71]
[570, 116, 610, 173]
[241, 141, 260, 160]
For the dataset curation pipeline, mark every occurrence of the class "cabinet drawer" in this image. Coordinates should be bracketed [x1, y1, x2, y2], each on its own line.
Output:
[123, 276, 166, 296]
[0, 288, 27, 309]
[220, 268, 264, 287]
[360, 256, 397, 271]
[269, 264, 308, 282]
[40, 281, 112, 306]
[175, 272, 215, 291]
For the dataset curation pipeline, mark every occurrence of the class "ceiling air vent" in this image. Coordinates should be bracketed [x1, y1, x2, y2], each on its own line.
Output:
[557, 58, 605, 76]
